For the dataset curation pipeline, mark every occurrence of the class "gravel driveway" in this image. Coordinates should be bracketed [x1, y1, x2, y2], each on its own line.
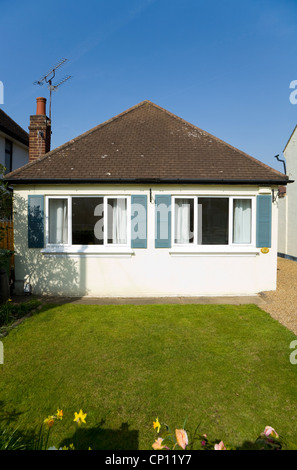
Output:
[260, 257, 297, 336]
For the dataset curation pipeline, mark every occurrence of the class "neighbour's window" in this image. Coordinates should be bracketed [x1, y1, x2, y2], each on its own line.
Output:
[173, 196, 253, 246]
[4, 139, 13, 174]
[47, 196, 128, 246]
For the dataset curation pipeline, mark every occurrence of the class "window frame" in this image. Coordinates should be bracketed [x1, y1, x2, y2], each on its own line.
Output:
[45, 195, 131, 251]
[172, 195, 255, 248]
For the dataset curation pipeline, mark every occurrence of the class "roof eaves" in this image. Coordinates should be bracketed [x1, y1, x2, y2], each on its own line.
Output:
[5, 177, 292, 185]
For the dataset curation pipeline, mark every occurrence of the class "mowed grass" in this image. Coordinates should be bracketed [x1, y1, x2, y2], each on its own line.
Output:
[0, 303, 297, 450]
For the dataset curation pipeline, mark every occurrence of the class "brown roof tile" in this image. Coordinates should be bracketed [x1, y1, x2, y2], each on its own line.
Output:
[5, 100, 289, 184]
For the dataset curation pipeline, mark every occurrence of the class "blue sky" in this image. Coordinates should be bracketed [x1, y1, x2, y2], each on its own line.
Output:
[1, 0, 296, 172]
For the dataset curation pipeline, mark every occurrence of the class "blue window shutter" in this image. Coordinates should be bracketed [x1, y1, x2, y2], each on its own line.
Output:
[256, 195, 272, 248]
[155, 195, 171, 248]
[28, 195, 44, 248]
[131, 195, 147, 248]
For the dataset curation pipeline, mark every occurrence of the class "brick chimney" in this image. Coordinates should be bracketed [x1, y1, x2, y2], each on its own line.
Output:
[28, 97, 51, 162]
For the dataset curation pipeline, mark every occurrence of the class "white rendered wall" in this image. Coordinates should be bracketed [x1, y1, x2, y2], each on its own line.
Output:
[279, 127, 297, 258]
[277, 195, 287, 255]
[13, 184, 278, 297]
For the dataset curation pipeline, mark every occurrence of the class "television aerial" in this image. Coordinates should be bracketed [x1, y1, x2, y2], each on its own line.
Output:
[33, 58, 71, 120]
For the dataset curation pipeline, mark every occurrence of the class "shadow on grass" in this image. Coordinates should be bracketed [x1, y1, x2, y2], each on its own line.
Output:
[59, 421, 139, 451]
[0, 401, 23, 424]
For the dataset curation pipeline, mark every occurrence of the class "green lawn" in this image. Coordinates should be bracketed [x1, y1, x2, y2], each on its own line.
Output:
[0, 302, 297, 450]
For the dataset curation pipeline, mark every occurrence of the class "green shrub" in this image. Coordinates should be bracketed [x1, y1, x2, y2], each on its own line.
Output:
[0, 299, 41, 328]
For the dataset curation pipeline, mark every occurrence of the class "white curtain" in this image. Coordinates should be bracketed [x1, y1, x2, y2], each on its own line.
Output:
[49, 199, 68, 244]
[110, 198, 127, 244]
[175, 199, 192, 244]
[233, 199, 251, 244]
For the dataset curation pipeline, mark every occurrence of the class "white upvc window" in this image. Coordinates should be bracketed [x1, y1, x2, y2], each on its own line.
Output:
[172, 195, 255, 247]
[45, 195, 130, 250]
[45, 196, 71, 247]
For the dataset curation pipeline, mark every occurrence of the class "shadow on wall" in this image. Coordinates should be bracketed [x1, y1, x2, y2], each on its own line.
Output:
[13, 193, 87, 297]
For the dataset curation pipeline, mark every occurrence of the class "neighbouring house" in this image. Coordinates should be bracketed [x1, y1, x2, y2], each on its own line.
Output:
[0, 108, 29, 175]
[4, 98, 290, 298]
[278, 125, 297, 260]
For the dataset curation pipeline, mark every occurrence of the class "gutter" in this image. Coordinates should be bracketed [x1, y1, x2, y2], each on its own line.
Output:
[4, 177, 293, 185]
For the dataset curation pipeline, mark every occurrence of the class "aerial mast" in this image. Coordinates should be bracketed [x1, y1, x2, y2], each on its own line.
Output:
[33, 58, 71, 120]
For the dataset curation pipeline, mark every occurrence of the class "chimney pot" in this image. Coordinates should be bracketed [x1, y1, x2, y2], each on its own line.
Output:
[36, 97, 47, 115]
[29, 97, 51, 162]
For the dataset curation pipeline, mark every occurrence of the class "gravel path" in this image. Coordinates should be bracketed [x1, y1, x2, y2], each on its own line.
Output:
[261, 257, 297, 336]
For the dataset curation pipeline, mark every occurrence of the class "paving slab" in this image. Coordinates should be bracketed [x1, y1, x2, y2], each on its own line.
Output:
[12, 294, 265, 306]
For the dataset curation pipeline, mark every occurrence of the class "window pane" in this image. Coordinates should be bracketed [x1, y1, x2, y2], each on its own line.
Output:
[107, 198, 127, 244]
[175, 198, 194, 244]
[49, 199, 68, 244]
[198, 198, 229, 245]
[233, 199, 252, 244]
[5, 140, 12, 173]
[72, 197, 103, 245]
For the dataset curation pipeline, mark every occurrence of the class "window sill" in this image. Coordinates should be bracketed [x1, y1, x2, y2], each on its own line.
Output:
[41, 247, 134, 258]
[169, 246, 260, 256]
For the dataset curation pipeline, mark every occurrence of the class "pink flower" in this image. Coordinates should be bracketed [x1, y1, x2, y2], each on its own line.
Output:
[263, 426, 279, 439]
[214, 441, 226, 450]
[175, 429, 188, 449]
[152, 438, 166, 450]
[201, 440, 206, 446]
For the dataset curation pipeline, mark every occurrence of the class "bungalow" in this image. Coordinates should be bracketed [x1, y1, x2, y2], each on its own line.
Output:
[5, 98, 290, 298]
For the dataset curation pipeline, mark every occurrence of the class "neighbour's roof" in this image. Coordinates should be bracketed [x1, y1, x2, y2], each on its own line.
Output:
[0, 109, 29, 147]
[4, 100, 289, 184]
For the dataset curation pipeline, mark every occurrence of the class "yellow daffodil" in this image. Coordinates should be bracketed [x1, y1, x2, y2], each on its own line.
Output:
[73, 409, 87, 426]
[56, 409, 63, 420]
[44, 416, 55, 428]
[153, 417, 161, 433]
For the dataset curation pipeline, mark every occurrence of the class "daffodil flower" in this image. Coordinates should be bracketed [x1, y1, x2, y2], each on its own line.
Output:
[73, 409, 87, 426]
[56, 409, 63, 420]
[153, 418, 161, 433]
[44, 416, 55, 428]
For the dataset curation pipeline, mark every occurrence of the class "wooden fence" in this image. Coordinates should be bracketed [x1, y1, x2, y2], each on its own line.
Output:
[0, 220, 14, 269]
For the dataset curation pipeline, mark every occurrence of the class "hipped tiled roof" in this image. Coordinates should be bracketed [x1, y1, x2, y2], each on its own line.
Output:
[0, 109, 29, 147]
[5, 100, 289, 184]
